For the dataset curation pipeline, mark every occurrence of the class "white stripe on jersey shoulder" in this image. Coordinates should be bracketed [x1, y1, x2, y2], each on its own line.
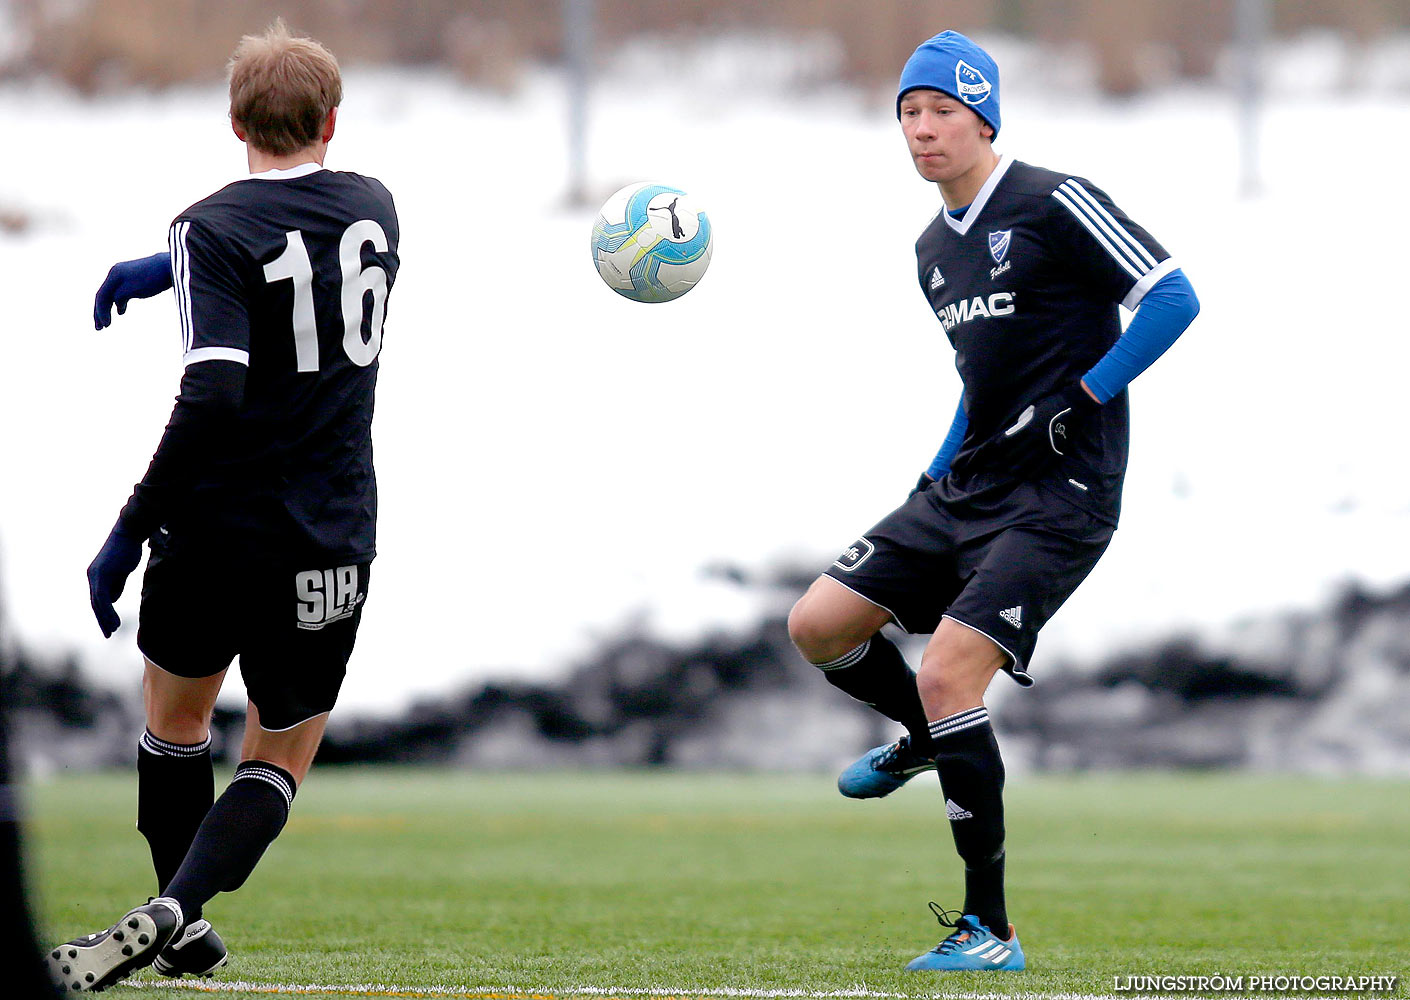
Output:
[1052, 178, 1159, 278]
[1051, 185, 1142, 281]
[943, 154, 1015, 236]
[1121, 257, 1179, 311]
[169, 221, 194, 354]
[245, 161, 325, 182]
[184, 346, 250, 367]
[1062, 179, 1157, 267]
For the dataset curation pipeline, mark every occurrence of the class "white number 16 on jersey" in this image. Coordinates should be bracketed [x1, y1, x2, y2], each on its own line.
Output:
[263, 220, 390, 372]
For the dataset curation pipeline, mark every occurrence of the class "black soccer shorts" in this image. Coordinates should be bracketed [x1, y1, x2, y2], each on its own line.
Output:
[823, 480, 1114, 685]
[137, 533, 370, 731]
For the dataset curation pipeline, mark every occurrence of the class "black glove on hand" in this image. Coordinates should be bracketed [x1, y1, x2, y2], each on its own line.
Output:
[87, 526, 144, 638]
[986, 383, 1099, 479]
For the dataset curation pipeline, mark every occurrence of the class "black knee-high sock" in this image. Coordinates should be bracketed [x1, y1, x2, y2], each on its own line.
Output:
[814, 636, 930, 745]
[136, 730, 214, 894]
[928, 707, 1008, 935]
[163, 761, 297, 922]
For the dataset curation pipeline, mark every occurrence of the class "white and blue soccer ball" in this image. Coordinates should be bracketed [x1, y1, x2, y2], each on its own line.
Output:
[591, 182, 712, 303]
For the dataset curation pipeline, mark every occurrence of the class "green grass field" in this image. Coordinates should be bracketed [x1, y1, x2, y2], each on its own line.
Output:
[27, 769, 1409, 999]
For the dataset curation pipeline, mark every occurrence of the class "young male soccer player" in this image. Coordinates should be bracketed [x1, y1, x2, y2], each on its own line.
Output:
[48, 21, 399, 992]
[787, 31, 1198, 971]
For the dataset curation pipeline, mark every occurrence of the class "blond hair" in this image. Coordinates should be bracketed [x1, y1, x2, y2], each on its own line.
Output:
[228, 19, 342, 156]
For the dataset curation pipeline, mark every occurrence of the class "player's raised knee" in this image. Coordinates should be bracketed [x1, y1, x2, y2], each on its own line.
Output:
[917, 624, 1005, 707]
[787, 593, 832, 663]
[915, 661, 966, 712]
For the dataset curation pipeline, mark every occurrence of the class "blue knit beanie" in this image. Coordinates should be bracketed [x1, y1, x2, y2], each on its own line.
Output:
[896, 30, 1001, 138]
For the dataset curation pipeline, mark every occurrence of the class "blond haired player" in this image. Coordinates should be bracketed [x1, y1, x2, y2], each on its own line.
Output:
[50, 21, 398, 991]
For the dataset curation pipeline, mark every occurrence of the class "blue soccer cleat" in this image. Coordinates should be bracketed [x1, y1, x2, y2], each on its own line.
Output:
[837, 734, 935, 798]
[905, 905, 1025, 971]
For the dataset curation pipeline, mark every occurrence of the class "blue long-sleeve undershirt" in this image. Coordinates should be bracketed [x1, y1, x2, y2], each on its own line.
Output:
[925, 398, 969, 479]
[922, 268, 1198, 478]
[1082, 267, 1199, 404]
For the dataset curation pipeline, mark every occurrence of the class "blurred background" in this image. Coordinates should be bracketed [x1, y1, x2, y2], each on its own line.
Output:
[2, 0, 1409, 777]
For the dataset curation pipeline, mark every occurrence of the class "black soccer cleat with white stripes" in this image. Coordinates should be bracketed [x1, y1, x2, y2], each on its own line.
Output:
[47, 896, 183, 992]
[153, 918, 229, 978]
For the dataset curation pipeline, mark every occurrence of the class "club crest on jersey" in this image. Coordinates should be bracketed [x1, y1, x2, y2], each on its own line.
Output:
[929, 266, 946, 291]
[988, 230, 1012, 263]
[833, 537, 875, 572]
[988, 230, 1013, 279]
[955, 60, 993, 106]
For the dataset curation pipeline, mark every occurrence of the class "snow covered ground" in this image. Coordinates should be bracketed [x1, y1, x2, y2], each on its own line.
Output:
[2, 41, 1408, 714]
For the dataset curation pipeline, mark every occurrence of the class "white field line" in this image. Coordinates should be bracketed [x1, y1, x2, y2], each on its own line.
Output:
[115, 983, 1353, 1000]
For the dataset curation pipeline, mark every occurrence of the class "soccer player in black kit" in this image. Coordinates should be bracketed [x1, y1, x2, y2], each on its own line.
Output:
[788, 31, 1199, 971]
[48, 21, 398, 992]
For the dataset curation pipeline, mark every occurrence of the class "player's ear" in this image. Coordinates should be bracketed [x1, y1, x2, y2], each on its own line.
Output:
[231, 118, 246, 142]
[322, 107, 337, 144]
[980, 122, 994, 140]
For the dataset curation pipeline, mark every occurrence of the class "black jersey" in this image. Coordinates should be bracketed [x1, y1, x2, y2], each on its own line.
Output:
[916, 156, 1174, 521]
[132, 164, 399, 561]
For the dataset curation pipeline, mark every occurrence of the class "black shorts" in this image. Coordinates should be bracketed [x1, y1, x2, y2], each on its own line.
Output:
[137, 533, 371, 731]
[823, 480, 1114, 686]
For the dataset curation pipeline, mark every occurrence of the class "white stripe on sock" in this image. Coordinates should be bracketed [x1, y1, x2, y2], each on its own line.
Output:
[140, 730, 212, 757]
[928, 707, 989, 741]
[816, 639, 870, 672]
[232, 766, 296, 811]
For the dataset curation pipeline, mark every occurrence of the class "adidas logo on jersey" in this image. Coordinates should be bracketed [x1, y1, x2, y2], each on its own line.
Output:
[929, 266, 946, 290]
[999, 605, 1023, 628]
[945, 798, 973, 821]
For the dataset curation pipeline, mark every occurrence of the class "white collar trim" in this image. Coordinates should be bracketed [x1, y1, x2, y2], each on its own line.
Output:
[943, 154, 1014, 236]
[245, 161, 325, 182]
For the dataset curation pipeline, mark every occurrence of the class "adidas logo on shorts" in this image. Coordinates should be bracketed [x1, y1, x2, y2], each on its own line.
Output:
[999, 605, 1023, 628]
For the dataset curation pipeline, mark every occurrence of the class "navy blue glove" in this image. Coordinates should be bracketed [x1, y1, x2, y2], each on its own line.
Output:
[86, 526, 144, 638]
[985, 384, 1099, 479]
[94, 252, 173, 330]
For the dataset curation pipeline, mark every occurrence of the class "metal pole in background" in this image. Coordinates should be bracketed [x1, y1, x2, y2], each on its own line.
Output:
[1234, 0, 1270, 197]
[564, 0, 595, 206]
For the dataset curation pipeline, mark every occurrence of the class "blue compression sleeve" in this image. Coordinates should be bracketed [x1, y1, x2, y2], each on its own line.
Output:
[1083, 268, 1199, 403]
[925, 397, 969, 479]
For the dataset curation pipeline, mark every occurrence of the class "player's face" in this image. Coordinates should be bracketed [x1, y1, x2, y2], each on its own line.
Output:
[900, 91, 994, 186]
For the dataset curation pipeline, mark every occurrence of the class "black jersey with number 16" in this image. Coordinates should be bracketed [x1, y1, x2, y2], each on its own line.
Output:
[165, 165, 399, 561]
